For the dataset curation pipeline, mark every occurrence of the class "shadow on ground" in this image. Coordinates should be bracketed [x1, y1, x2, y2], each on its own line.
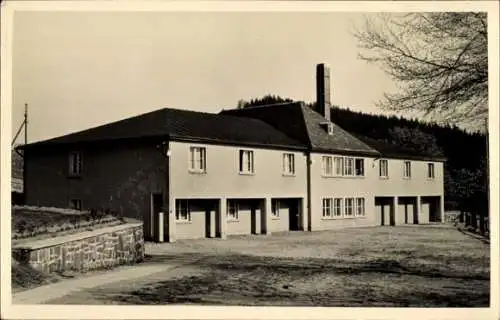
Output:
[82, 252, 489, 307]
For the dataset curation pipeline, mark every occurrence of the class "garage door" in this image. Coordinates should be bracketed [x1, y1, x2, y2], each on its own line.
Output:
[420, 202, 430, 224]
[375, 201, 392, 226]
[406, 203, 416, 224]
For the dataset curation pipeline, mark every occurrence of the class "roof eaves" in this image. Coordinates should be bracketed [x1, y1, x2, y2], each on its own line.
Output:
[310, 147, 381, 157]
[169, 134, 307, 151]
[378, 153, 448, 162]
[21, 134, 172, 150]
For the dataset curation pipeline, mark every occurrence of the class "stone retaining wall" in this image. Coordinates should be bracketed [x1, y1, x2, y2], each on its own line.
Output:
[12, 222, 144, 273]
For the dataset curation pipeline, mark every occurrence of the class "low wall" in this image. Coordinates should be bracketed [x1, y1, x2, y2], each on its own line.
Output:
[12, 222, 144, 273]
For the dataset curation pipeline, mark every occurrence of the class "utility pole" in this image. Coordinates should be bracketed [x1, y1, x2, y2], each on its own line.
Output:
[24, 103, 28, 146]
[22, 103, 28, 203]
[11, 103, 28, 147]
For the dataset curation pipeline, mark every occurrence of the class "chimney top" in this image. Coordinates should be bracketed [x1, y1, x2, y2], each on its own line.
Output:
[316, 63, 331, 122]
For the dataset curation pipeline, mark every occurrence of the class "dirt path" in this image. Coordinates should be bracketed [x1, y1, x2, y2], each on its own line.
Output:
[12, 263, 175, 304]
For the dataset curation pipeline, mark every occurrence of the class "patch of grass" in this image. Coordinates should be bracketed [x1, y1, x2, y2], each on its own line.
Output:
[11, 259, 61, 293]
[12, 206, 126, 241]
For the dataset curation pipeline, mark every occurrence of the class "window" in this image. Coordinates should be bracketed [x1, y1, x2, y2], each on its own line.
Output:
[189, 147, 206, 172]
[427, 163, 435, 179]
[344, 198, 354, 217]
[333, 156, 343, 176]
[272, 199, 280, 218]
[283, 153, 295, 175]
[322, 156, 333, 176]
[69, 199, 82, 210]
[355, 158, 364, 176]
[320, 122, 333, 135]
[322, 198, 333, 218]
[227, 199, 239, 221]
[175, 199, 191, 221]
[355, 198, 365, 216]
[69, 152, 82, 176]
[379, 159, 389, 178]
[333, 198, 343, 217]
[404, 161, 412, 178]
[239, 150, 254, 174]
[329, 156, 365, 177]
[344, 157, 354, 176]
[326, 123, 333, 135]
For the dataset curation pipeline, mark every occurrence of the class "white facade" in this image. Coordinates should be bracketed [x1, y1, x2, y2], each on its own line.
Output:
[309, 152, 444, 231]
[156, 141, 445, 242]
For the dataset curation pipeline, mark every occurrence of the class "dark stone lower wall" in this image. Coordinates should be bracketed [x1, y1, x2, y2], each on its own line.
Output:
[13, 224, 144, 273]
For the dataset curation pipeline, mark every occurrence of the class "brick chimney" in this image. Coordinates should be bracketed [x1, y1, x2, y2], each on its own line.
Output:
[316, 63, 331, 121]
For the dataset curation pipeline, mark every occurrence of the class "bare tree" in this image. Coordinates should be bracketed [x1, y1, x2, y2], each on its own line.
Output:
[354, 12, 488, 130]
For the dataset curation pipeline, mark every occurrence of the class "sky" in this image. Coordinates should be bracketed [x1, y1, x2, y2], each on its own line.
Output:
[11, 10, 400, 144]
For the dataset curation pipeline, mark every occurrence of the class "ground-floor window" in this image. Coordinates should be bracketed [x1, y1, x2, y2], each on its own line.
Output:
[175, 199, 191, 221]
[322, 198, 333, 218]
[344, 198, 354, 217]
[70, 199, 82, 211]
[355, 198, 365, 216]
[323, 197, 365, 219]
[333, 198, 342, 217]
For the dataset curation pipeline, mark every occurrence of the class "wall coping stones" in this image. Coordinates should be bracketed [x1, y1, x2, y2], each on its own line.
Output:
[12, 222, 143, 251]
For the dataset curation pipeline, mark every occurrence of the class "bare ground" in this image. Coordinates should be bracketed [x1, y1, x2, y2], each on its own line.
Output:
[45, 225, 490, 307]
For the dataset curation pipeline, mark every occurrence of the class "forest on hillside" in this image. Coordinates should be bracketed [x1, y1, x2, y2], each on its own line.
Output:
[237, 95, 489, 228]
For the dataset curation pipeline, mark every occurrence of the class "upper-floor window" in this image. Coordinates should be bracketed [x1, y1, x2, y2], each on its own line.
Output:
[427, 163, 435, 179]
[68, 151, 82, 177]
[322, 198, 333, 218]
[344, 157, 354, 176]
[333, 198, 343, 217]
[283, 153, 295, 175]
[331, 156, 365, 177]
[379, 159, 389, 178]
[322, 156, 333, 176]
[320, 122, 333, 135]
[344, 198, 355, 217]
[355, 198, 365, 216]
[355, 158, 364, 176]
[403, 161, 412, 179]
[227, 199, 239, 221]
[175, 199, 191, 222]
[239, 150, 254, 174]
[333, 156, 343, 176]
[271, 199, 280, 218]
[189, 147, 206, 173]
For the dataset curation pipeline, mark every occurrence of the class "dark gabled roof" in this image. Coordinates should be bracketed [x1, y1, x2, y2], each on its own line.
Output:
[299, 104, 379, 156]
[221, 102, 380, 156]
[12, 148, 23, 179]
[354, 135, 447, 162]
[22, 107, 306, 151]
[221, 102, 311, 145]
